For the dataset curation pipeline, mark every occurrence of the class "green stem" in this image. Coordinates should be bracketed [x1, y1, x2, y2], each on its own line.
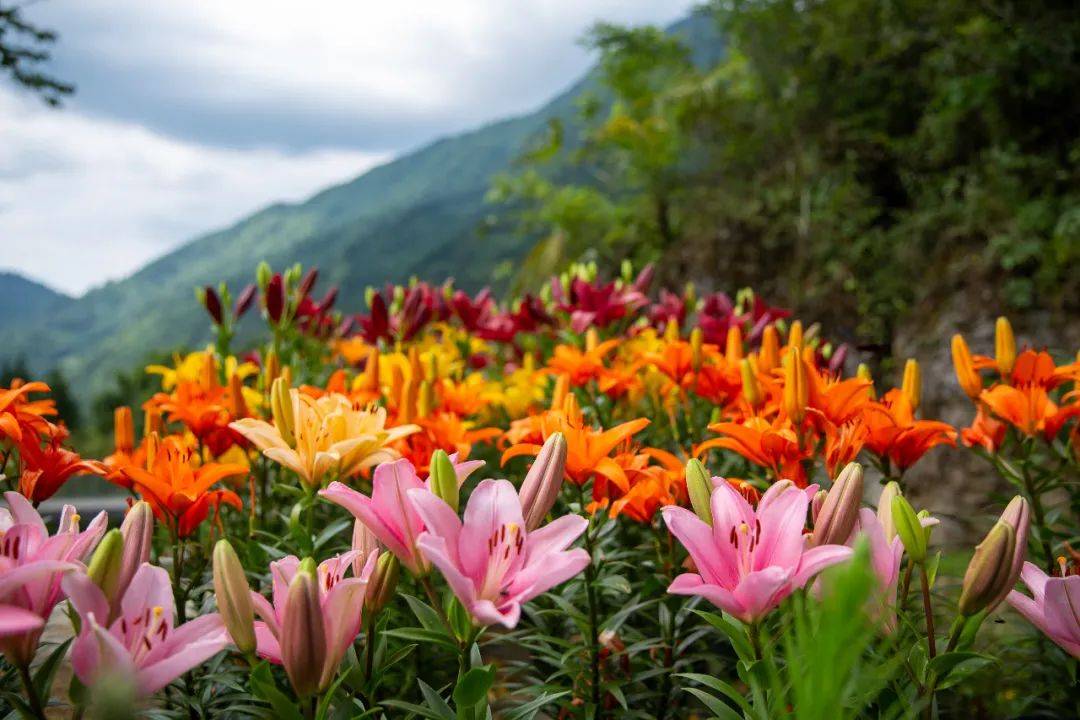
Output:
[1020, 457, 1055, 573]
[920, 564, 936, 659]
[576, 482, 603, 720]
[17, 663, 47, 720]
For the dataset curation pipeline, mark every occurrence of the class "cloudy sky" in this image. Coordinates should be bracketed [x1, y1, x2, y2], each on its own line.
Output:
[0, 1, 691, 296]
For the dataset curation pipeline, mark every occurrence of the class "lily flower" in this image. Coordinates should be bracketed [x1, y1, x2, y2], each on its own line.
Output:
[231, 389, 418, 488]
[1007, 562, 1080, 658]
[16, 435, 106, 504]
[502, 396, 650, 494]
[408, 479, 590, 628]
[119, 436, 246, 538]
[62, 563, 229, 696]
[0, 492, 107, 665]
[0, 381, 59, 443]
[320, 455, 483, 574]
[661, 481, 852, 623]
[860, 390, 956, 474]
[249, 552, 377, 694]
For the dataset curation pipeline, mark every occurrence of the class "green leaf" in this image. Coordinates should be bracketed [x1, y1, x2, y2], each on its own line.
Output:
[927, 652, 994, 689]
[683, 687, 743, 720]
[418, 679, 456, 719]
[676, 673, 752, 715]
[502, 692, 571, 720]
[33, 638, 72, 700]
[403, 594, 449, 633]
[453, 667, 495, 709]
[692, 610, 753, 661]
[383, 627, 459, 650]
[249, 662, 304, 720]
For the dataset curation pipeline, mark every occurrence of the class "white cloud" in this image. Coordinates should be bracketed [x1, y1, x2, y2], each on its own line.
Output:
[0, 87, 386, 295]
[1, 1, 694, 295]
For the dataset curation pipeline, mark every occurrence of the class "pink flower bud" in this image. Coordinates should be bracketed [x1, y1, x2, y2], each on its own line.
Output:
[811, 462, 864, 547]
[280, 558, 325, 697]
[519, 432, 567, 531]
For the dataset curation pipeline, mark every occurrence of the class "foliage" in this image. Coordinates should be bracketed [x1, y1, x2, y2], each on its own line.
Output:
[492, 0, 1080, 352]
[0, 1, 73, 105]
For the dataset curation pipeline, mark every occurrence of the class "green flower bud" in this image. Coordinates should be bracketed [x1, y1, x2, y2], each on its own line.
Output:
[428, 449, 459, 513]
[958, 521, 1016, 616]
[892, 495, 927, 562]
[213, 539, 256, 655]
[685, 458, 713, 526]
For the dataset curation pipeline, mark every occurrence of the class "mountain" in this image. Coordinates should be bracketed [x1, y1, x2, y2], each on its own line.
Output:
[0, 272, 72, 334]
[0, 12, 720, 405]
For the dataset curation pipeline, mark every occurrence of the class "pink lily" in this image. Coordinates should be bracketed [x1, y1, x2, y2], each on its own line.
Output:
[408, 479, 590, 628]
[62, 563, 229, 695]
[851, 508, 903, 631]
[1007, 562, 1080, 658]
[0, 492, 106, 665]
[320, 455, 483, 574]
[250, 550, 377, 694]
[662, 481, 853, 623]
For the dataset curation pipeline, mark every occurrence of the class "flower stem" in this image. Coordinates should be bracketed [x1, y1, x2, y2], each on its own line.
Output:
[919, 564, 936, 659]
[1020, 459, 1055, 573]
[576, 482, 603, 719]
[17, 662, 47, 720]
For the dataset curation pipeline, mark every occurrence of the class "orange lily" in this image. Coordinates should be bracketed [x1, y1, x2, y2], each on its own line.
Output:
[979, 384, 1079, 440]
[545, 339, 620, 387]
[0, 381, 59, 443]
[698, 416, 812, 486]
[119, 436, 246, 538]
[398, 411, 500, 473]
[502, 396, 650, 492]
[960, 405, 1007, 453]
[861, 390, 956, 473]
[17, 435, 106, 504]
[608, 447, 686, 523]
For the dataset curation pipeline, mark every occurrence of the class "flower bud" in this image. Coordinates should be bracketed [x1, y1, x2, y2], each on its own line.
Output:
[995, 316, 1016, 378]
[951, 334, 982, 399]
[901, 359, 921, 412]
[811, 490, 827, 523]
[213, 539, 256, 655]
[200, 286, 224, 325]
[989, 496, 1030, 609]
[143, 406, 163, 439]
[740, 358, 761, 408]
[663, 318, 679, 343]
[87, 529, 124, 608]
[782, 351, 808, 424]
[428, 450, 459, 513]
[585, 328, 599, 353]
[519, 432, 567, 531]
[265, 273, 285, 324]
[233, 283, 257, 320]
[119, 501, 154, 595]
[352, 520, 381, 572]
[417, 380, 435, 419]
[759, 325, 780, 372]
[229, 372, 249, 419]
[685, 458, 713, 526]
[270, 377, 295, 446]
[114, 406, 134, 454]
[958, 521, 1016, 616]
[892, 495, 927, 562]
[811, 462, 864, 546]
[365, 551, 400, 615]
[281, 558, 325, 697]
[877, 482, 902, 540]
[725, 325, 743, 364]
[787, 320, 803, 351]
[689, 327, 704, 370]
[298, 268, 319, 298]
[256, 261, 272, 291]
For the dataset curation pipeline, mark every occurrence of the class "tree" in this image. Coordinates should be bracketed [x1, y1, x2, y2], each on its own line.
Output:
[0, 1, 73, 105]
[491, 0, 1080, 354]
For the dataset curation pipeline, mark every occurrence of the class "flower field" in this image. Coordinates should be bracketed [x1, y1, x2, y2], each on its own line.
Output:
[1, 262, 1078, 719]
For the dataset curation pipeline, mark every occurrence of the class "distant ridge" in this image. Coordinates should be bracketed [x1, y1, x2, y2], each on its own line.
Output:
[0, 12, 720, 404]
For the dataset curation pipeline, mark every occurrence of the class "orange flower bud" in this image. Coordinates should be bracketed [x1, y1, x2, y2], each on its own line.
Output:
[689, 327, 704, 371]
[740, 358, 762, 408]
[114, 406, 134, 454]
[857, 363, 876, 399]
[550, 374, 570, 411]
[143, 406, 163, 439]
[951, 334, 982, 399]
[782, 351, 808, 424]
[725, 325, 744, 364]
[787, 320, 803, 351]
[995, 316, 1016, 378]
[229, 373, 249, 419]
[663, 318, 679, 343]
[901, 359, 921, 412]
[759, 325, 780, 372]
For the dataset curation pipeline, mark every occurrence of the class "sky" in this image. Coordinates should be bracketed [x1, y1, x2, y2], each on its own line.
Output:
[0, 0, 692, 297]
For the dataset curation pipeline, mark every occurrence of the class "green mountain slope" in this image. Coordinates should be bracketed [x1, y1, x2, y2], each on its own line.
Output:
[0, 272, 71, 334]
[0, 12, 718, 404]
